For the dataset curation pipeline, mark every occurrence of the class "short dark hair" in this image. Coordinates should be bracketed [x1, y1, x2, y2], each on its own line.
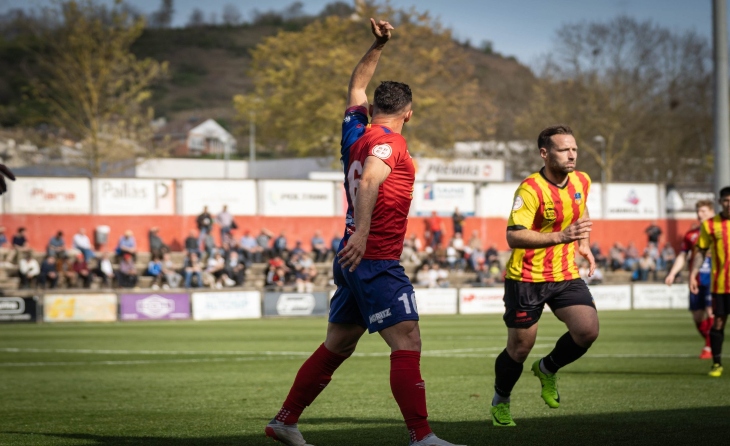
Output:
[373, 81, 412, 115]
[537, 125, 574, 150]
[720, 186, 730, 199]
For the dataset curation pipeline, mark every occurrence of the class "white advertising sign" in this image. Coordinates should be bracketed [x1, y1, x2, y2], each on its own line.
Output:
[586, 182, 602, 219]
[632, 284, 686, 309]
[415, 158, 505, 182]
[179, 180, 257, 215]
[192, 291, 262, 320]
[459, 287, 504, 314]
[605, 184, 659, 220]
[413, 182, 475, 216]
[94, 179, 175, 215]
[259, 181, 335, 216]
[587, 284, 631, 310]
[7, 178, 91, 214]
[478, 183, 519, 218]
[414, 288, 458, 315]
[43, 294, 117, 322]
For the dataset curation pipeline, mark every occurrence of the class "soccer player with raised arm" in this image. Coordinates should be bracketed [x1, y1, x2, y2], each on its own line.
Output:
[665, 199, 715, 359]
[490, 125, 599, 427]
[691, 187, 730, 377]
[264, 19, 464, 446]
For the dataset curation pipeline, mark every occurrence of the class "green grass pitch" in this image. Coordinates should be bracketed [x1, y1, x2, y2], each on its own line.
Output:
[2, 310, 730, 445]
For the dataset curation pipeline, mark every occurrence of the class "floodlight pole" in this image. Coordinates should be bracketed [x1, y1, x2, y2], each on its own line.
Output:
[249, 110, 256, 179]
[713, 0, 730, 199]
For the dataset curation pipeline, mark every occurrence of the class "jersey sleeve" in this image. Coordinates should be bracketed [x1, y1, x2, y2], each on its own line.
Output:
[680, 232, 695, 254]
[697, 221, 712, 251]
[507, 184, 539, 230]
[367, 134, 407, 170]
[341, 106, 369, 150]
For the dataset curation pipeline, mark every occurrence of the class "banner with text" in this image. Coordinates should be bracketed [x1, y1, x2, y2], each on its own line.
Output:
[263, 292, 329, 316]
[414, 288, 458, 315]
[119, 293, 191, 320]
[458, 287, 504, 314]
[0, 297, 38, 323]
[94, 179, 175, 215]
[43, 294, 117, 322]
[587, 285, 632, 310]
[605, 184, 659, 220]
[7, 177, 91, 214]
[632, 284, 688, 309]
[178, 180, 257, 216]
[415, 158, 505, 182]
[259, 181, 335, 216]
[192, 291, 262, 320]
[413, 182, 475, 216]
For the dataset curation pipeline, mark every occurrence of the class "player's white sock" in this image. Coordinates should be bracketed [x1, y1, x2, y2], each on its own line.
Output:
[492, 393, 510, 406]
[539, 358, 553, 375]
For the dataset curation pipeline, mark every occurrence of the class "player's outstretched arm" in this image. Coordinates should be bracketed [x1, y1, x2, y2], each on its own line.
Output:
[664, 251, 687, 285]
[347, 18, 394, 109]
[0, 164, 15, 194]
[338, 156, 391, 272]
[507, 217, 592, 250]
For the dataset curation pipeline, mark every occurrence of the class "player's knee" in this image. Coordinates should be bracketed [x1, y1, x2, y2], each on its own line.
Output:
[506, 340, 534, 363]
[573, 326, 599, 347]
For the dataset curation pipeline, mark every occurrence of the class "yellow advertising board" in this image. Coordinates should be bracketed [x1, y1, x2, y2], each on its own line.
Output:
[43, 294, 117, 323]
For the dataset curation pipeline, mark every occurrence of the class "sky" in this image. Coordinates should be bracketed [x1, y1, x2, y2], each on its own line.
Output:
[0, 0, 719, 66]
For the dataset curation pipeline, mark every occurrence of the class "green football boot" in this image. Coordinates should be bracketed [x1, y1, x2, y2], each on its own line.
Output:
[532, 360, 560, 408]
[490, 402, 516, 427]
[709, 363, 723, 378]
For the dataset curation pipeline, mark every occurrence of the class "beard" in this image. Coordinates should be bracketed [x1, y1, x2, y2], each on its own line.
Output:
[548, 157, 575, 175]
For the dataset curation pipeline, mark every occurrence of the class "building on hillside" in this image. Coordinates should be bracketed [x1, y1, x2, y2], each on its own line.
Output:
[186, 119, 237, 157]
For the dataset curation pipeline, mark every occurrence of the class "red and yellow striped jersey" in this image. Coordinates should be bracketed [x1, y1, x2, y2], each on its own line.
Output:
[505, 169, 591, 283]
[697, 214, 730, 294]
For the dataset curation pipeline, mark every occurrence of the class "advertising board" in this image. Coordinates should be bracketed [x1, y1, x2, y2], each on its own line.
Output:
[94, 179, 175, 215]
[43, 294, 117, 322]
[458, 287, 504, 314]
[263, 292, 329, 316]
[259, 181, 335, 216]
[178, 180, 257, 216]
[632, 284, 688, 309]
[191, 291, 261, 320]
[119, 293, 190, 320]
[413, 288, 458, 315]
[587, 284, 632, 310]
[0, 297, 38, 322]
[605, 184, 659, 220]
[7, 178, 91, 214]
[415, 158, 505, 182]
[412, 182, 475, 216]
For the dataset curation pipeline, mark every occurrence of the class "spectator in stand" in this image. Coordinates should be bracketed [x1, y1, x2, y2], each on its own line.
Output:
[427, 211, 444, 248]
[47, 231, 66, 259]
[202, 231, 216, 261]
[72, 253, 92, 288]
[433, 242, 448, 267]
[184, 230, 201, 257]
[196, 206, 214, 249]
[660, 242, 676, 273]
[452, 207, 465, 236]
[0, 226, 9, 265]
[290, 241, 306, 257]
[72, 228, 94, 262]
[116, 230, 137, 261]
[330, 232, 342, 258]
[468, 230, 482, 252]
[94, 252, 115, 288]
[148, 227, 170, 259]
[161, 253, 182, 289]
[423, 228, 433, 253]
[485, 244, 499, 266]
[216, 205, 234, 244]
[474, 260, 497, 287]
[416, 263, 433, 287]
[450, 232, 466, 269]
[257, 228, 274, 260]
[579, 259, 603, 285]
[266, 255, 290, 289]
[60, 257, 76, 288]
[18, 251, 40, 288]
[146, 256, 165, 289]
[272, 230, 288, 258]
[401, 233, 421, 264]
[118, 253, 138, 288]
[292, 252, 317, 292]
[609, 242, 625, 271]
[183, 252, 204, 289]
[240, 230, 262, 264]
[11, 227, 29, 264]
[590, 242, 607, 268]
[624, 241, 640, 271]
[39, 255, 59, 289]
[311, 230, 329, 262]
[636, 249, 656, 281]
[430, 262, 450, 288]
[224, 251, 246, 286]
[206, 251, 227, 288]
[469, 248, 486, 272]
[446, 242, 460, 271]
[645, 221, 662, 247]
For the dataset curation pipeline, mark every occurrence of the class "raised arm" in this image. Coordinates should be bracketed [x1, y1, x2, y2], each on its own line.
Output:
[347, 18, 394, 109]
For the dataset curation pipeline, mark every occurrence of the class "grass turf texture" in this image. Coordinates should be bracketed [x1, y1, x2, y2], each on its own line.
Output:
[1, 310, 730, 445]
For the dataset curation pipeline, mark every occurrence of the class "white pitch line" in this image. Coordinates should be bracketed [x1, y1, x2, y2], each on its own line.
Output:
[0, 356, 305, 367]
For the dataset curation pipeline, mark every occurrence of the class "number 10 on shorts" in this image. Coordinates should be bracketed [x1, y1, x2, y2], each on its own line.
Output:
[398, 292, 418, 314]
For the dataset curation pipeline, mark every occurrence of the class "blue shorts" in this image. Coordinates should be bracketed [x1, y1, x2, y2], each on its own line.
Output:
[329, 258, 419, 333]
[689, 285, 712, 311]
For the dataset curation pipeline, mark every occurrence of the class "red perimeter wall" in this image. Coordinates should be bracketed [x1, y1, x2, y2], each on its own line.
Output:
[0, 214, 697, 255]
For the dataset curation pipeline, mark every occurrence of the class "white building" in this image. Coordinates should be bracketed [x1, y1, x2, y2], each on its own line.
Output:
[186, 119, 237, 156]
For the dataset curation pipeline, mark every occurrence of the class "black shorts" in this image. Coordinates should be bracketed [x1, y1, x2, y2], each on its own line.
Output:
[712, 293, 730, 317]
[503, 278, 595, 328]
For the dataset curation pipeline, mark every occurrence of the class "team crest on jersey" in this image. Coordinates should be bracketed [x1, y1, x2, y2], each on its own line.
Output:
[512, 196, 524, 211]
[544, 206, 556, 221]
[344, 115, 351, 123]
[574, 192, 582, 204]
[372, 144, 392, 159]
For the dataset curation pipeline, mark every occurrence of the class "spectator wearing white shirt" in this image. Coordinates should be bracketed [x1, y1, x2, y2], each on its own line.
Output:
[94, 252, 115, 288]
[216, 205, 234, 244]
[73, 228, 94, 262]
[18, 251, 40, 288]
